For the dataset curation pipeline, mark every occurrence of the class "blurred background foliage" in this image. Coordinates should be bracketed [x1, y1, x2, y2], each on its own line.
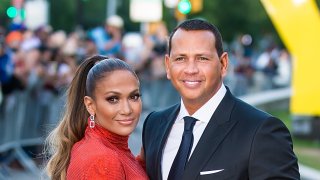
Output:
[1, 0, 319, 43]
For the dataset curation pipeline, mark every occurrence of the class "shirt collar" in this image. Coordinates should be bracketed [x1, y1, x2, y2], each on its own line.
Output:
[177, 84, 227, 123]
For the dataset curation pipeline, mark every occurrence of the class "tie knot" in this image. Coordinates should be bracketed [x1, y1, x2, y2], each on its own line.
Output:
[183, 116, 197, 131]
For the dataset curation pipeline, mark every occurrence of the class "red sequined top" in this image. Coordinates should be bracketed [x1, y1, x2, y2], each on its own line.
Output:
[66, 124, 148, 180]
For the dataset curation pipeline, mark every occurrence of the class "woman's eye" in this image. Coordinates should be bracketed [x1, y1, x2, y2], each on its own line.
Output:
[131, 93, 141, 100]
[106, 96, 119, 103]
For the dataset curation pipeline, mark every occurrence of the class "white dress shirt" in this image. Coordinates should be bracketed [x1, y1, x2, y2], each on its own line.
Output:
[161, 85, 226, 180]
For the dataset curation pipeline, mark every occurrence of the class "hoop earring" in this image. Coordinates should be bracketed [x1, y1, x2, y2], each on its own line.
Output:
[89, 114, 95, 128]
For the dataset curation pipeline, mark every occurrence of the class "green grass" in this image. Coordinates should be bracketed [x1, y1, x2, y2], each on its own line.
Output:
[268, 110, 320, 170]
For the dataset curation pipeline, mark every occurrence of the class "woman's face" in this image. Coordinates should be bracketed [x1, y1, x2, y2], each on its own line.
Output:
[85, 70, 142, 136]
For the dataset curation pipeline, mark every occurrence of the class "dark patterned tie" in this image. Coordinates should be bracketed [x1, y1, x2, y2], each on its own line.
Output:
[168, 116, 197, 180]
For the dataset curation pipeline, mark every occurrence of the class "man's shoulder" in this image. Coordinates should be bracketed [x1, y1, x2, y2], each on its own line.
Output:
[233, 96, 272, 118]
[227, 96, 279, 129]
[147, 103, 180, 119]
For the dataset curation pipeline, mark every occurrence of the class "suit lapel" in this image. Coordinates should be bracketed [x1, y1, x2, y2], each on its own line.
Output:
[156, 104, 180, 180]
[183, 90, 238, 179]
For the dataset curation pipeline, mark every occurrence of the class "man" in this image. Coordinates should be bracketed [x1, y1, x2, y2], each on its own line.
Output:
[142, 19, 299, 180]
[89, 15, 123, 58]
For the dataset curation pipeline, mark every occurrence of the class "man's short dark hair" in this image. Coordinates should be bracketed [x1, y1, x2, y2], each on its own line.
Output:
[168, 19, 224, 57]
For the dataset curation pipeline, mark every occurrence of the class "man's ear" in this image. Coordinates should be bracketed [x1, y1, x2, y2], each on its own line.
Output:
[84, 96, 95, 115]
[220, 52, 229, 78]
[165, 54, 171, 80]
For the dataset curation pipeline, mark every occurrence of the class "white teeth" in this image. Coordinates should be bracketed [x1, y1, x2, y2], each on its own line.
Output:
[185, 81, 199, 85]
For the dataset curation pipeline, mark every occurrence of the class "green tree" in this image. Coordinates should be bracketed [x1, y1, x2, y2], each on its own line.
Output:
[185, 0, 275, 42]
[49, 0, 77, 32]
[184, 0, 320, 44]
[1, 0, 319, 36]
[116, 0, 141, 32]
[80, 0, 107, 29]
[0, 0, 14, 29]
[48, 0, 139, 32]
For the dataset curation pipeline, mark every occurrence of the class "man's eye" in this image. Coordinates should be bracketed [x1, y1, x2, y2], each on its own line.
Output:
[199, 57, 208, 61]
[175, 57, 185, 61]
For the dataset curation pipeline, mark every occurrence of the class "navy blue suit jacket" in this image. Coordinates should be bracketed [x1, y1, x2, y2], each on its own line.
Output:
[142, 88, 299, 180]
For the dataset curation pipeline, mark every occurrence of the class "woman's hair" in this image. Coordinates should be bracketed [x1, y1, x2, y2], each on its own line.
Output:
[45, 55, 138, 180]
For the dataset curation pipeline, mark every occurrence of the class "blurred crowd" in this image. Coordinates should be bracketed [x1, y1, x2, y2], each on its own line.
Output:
[0, 16, 293, 177]
[226, 33, 292, 96]
[0, 15, 292, 118]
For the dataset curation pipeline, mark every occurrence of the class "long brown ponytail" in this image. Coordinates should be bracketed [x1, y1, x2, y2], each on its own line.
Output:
[45, 55, 107, 180]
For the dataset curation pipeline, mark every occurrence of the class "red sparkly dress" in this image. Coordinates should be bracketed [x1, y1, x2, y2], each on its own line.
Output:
[66, 123, 148, 180]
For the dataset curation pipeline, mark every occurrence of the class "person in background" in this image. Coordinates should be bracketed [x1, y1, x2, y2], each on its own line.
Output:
[89, 15, 124, 58]
[273, 49, 291, 88]
[142, 19, 299, 180]
[0, 36, 13, 90]
[45, 55, 148, 179]
[1, 31, 25, 95]
[0, 36, 10, 105]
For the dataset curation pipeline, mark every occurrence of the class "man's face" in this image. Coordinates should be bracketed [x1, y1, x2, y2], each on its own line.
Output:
[165, 29, 228, 113]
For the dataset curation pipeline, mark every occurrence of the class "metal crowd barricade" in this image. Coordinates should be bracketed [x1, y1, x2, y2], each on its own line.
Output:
[0, 87, 65, 177]
[2, 86, 319, 179]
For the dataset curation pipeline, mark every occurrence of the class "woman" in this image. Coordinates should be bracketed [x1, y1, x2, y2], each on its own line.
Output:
[45, 55, 148, 179]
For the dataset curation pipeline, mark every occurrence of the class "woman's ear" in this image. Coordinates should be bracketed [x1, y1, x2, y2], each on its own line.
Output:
[84, 96, 95, 115]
